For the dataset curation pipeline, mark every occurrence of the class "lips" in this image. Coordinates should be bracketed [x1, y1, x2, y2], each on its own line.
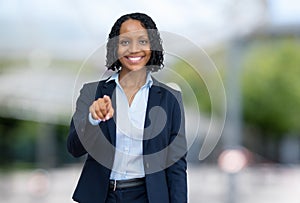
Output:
[124, 56, 144, 64]
[127, 56, 143, 61]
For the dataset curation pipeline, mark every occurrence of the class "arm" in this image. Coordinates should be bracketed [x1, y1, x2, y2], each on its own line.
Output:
[67, 82, 115, 158]
[166, 91, 188, 203]
[67, 83, 98, 157]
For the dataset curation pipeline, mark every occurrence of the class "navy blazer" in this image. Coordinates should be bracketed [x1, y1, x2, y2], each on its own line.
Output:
[67, 77, 187, 203]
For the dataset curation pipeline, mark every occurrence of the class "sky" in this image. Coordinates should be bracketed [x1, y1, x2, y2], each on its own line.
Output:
[0, 0, 299, 59]
[269, 0, 300, 25]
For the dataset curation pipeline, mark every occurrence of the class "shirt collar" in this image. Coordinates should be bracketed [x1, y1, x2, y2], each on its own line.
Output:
[106, 72, 153, 88]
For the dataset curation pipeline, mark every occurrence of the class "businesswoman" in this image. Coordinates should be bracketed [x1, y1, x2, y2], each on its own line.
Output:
[67, 12, 187, 203]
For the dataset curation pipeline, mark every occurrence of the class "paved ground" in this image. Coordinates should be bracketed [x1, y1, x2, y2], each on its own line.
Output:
[0, 164, 299, 203]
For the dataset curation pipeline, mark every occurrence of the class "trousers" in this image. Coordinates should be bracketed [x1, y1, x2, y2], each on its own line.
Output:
[105, 184, 148, 203]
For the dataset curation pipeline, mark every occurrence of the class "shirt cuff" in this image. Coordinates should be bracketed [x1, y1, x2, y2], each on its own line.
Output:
[88, 112, 101, 126]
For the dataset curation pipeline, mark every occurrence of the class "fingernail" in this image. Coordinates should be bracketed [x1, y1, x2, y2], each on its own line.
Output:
[105, 115, 110, 120]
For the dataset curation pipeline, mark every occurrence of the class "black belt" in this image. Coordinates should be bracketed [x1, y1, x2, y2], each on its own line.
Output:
[109, 178, 145, 191]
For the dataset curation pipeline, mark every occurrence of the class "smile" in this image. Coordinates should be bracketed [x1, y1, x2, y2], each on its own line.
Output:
[126, 56, 143, 62]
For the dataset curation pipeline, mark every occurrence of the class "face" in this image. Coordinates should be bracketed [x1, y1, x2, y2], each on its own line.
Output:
[117, 19, 151, 72]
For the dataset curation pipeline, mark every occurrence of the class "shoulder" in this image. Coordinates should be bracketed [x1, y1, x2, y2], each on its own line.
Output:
[78, 78, 115, 98]
[82, 78, 109, 87]
[81, 77, 112, 90]
[152, 77, 182, 98]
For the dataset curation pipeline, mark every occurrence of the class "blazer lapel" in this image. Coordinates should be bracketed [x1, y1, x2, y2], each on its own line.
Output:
[97, 80, 117, 147]
[95, 77, 162, 149]
[143, 79, 162, 150]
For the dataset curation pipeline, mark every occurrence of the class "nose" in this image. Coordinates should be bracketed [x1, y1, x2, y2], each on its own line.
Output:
[128, 41, 140, 53]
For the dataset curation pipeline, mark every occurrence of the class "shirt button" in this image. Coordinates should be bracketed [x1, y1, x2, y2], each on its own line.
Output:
[146, 162, 150, 168]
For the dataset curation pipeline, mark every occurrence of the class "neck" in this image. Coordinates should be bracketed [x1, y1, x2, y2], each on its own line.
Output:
[119, 68, 147, 88]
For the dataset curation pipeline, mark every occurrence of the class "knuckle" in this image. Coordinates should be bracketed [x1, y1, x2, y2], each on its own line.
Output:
[99, 105, 106, 111]
[94, 107, 100, 113]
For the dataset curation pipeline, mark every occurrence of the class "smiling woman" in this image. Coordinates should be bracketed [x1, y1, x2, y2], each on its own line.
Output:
[67, 12, 187, 203]
[106, 13, 164, 73]
[117, 19, 152, 74]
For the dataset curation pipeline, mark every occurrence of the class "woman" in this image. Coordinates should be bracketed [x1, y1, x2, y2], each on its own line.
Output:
[67, 12, 187, 203]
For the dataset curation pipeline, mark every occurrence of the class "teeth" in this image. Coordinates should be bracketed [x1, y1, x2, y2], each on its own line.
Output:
[128, 56, 142, 61]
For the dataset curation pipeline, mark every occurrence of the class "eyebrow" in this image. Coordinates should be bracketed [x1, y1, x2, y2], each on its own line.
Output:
[119, 32, 149, 39]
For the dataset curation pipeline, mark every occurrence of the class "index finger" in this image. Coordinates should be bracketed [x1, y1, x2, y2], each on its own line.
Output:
[103, 95, 112, 108]
[103, 95, 111, 103]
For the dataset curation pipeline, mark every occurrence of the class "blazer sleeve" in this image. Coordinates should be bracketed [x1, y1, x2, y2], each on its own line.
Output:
[166, 91, 188, 203]
[67, 83, 99, 157]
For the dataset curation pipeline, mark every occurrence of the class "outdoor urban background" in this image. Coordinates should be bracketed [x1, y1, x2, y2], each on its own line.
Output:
[0, 0, 300, 202]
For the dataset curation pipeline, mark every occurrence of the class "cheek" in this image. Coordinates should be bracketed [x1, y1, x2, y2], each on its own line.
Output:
[146, 51, 152, 59]
[117, 46, 124, 57]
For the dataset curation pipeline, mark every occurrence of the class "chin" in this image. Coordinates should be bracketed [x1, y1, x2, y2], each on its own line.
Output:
[124, 65, 147, 72]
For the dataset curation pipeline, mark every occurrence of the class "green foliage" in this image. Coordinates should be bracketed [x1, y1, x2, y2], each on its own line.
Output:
[242, 38, 300, 137]
[0, 117, 73, 170]
[171, 59, 211, 113]
[0, 59, 27, 71]
[0, 118, 38, 168]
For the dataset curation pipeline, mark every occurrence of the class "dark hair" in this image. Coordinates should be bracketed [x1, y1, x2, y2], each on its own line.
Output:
[106, 12, 164, 72]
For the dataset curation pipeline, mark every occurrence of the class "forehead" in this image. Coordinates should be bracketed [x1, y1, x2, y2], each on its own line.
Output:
[119, 19, 148, 37]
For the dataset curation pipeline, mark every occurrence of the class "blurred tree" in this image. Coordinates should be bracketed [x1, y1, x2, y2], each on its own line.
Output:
[0, 118, 18, 167]
[0, 117, 74, 170]
[242, 38, 300, 138]
[172, 59, 211, 113]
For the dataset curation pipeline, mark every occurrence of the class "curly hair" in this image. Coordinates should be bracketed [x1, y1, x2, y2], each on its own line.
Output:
[106, 12, 164, 72]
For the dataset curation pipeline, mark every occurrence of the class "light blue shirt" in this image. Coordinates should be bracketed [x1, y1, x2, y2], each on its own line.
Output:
[89, 72, 153, 180]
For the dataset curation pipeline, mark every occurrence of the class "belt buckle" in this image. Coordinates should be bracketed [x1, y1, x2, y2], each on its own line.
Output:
[113, 180, 117, 191]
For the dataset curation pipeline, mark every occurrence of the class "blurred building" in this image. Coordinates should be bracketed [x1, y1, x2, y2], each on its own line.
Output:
[0, 0, 299, 167]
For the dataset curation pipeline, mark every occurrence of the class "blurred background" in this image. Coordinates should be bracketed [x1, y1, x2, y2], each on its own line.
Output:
[0, 0, 299, 202]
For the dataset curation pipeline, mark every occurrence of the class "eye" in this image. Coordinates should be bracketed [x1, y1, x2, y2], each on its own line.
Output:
[120, 40, 130, 46]
[139, 39, 149, 45]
